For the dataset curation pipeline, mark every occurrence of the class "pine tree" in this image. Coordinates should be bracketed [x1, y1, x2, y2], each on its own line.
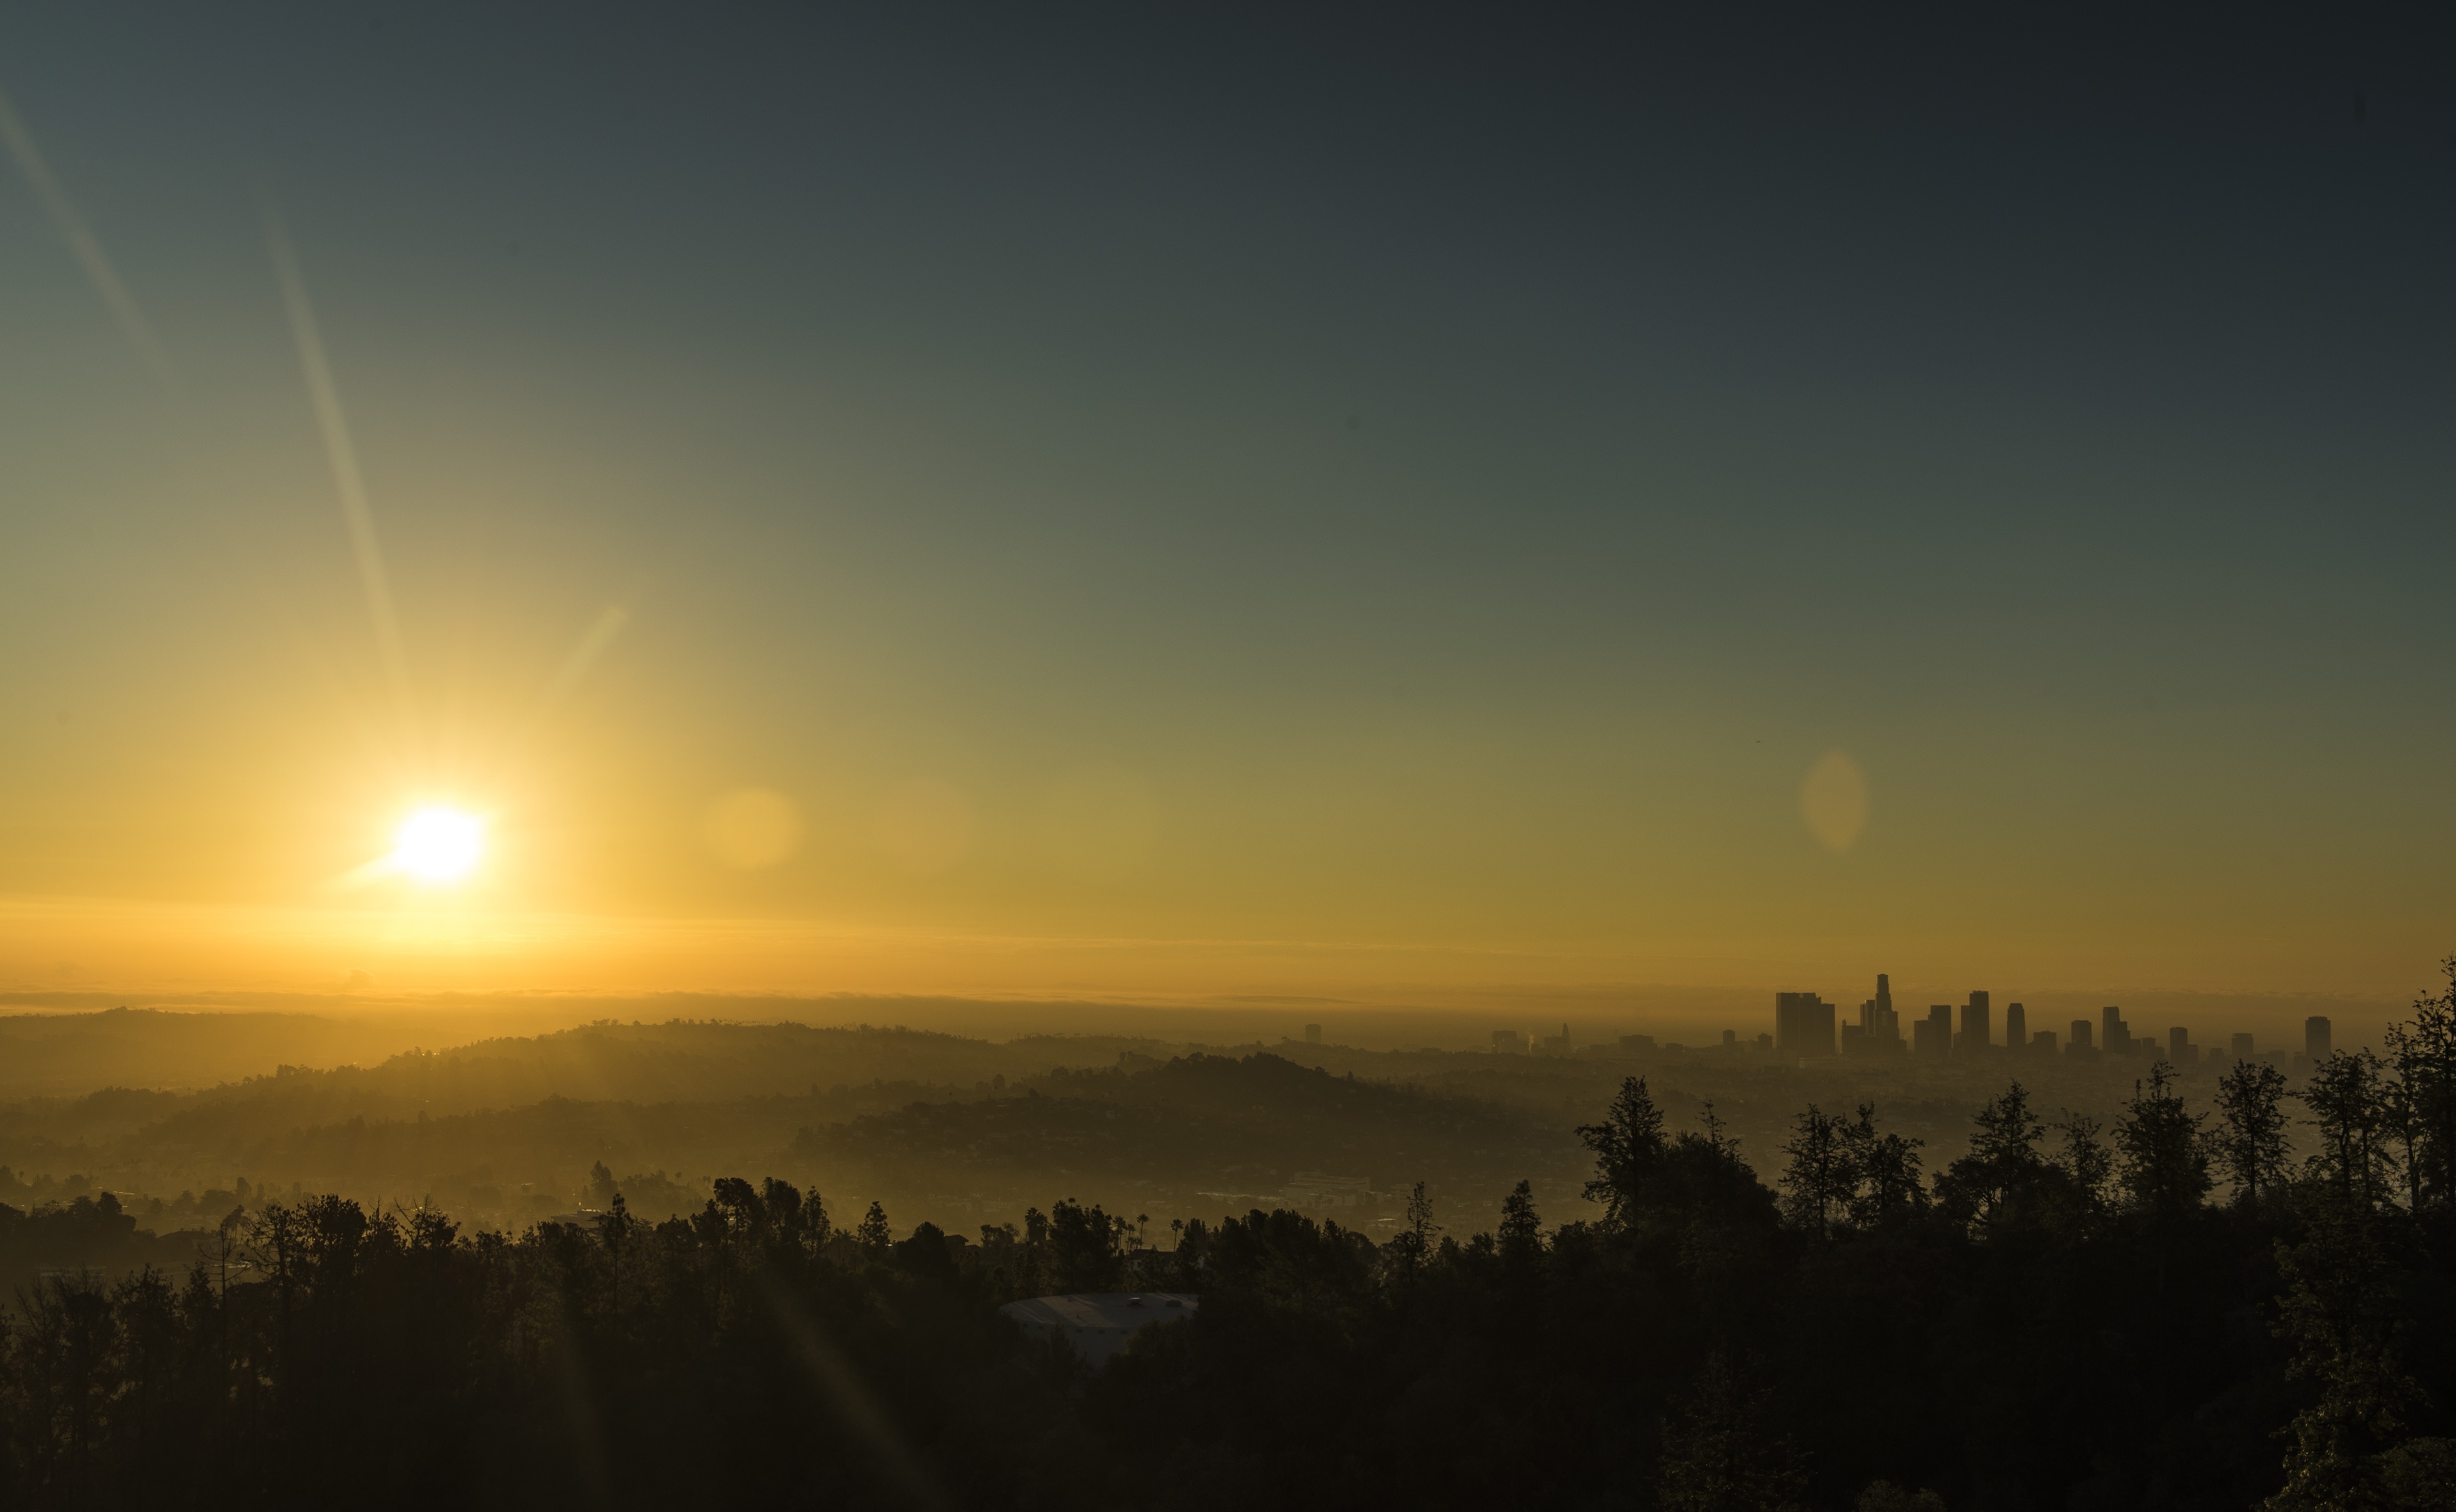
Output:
[1937, 1082, 2049, 1227]
[2302, 1050, 2395, 1211]
[2212, 1059, 2292, 1208]
[856, 1200, 892, 1258]
[1577, 1076, 1667, 1229]
[2114, 1062, 2212, 1219]
[2054, 1112, 2113, 1218]
[1778, 1105, 1851, 1242]
[2387, 954, 2456, 1207]
[1386, 1181, 1440, 1276]
[1839, 1103, 1925, 1229]
[1497, 1180, 1543, 1266]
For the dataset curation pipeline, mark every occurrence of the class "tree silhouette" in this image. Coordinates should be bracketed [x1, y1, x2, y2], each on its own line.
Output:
[1777, 1105, 1850, 1241]
[1497, 1181, 1543, 1267]
[1576, 1075, 1667, 1229]
[856, 1199, 892, 1259]
[1655, 1355, 1807, 1512]
[1935, 1082, 2049, 1228]
[2052, 1111, 2113, 1219]
[2302, 1050, 2396, 1209]
[2114, 1062, 2211, 1219]
[2387, 954, 2456, 1207]
[2213, 1058, 2292, 1208]
[1838, 1103, 1925, 1229]
[2265, 1201, 2430, 1510]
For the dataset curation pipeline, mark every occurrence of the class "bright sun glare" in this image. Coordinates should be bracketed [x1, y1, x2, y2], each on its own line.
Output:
[393, 807, 484, 883]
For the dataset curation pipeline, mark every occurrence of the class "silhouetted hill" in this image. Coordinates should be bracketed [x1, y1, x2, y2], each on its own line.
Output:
[794, 1051, 1587, 1221]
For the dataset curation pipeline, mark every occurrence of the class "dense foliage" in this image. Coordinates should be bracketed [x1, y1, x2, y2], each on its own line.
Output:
[9, 971, 2456, 1509]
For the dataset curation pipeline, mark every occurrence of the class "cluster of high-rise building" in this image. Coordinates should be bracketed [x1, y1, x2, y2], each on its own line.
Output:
[1771, 976, 2336, 1069]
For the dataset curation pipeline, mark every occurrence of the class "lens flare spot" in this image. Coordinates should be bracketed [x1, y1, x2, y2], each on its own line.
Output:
[393, 807, 484, 883]
[1800, 750, 1869, 853]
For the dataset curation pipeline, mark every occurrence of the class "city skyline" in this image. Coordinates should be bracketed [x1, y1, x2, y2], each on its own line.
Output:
[1756, 973, 2349, 1066]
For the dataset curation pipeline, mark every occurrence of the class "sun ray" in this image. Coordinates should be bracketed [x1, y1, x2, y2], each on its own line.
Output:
[266, 210, 417, 746]
[0, 83, 177, 389]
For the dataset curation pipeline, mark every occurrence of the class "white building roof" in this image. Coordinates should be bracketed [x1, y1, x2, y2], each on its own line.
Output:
[1000, 1292, 1199, 1367]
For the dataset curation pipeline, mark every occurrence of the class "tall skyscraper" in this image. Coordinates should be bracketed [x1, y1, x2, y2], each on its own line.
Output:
[1873, 974, 1901, 1050]
[2070, 1018, 2095, 1055]
[1959, 991, 1991, 1054]
[1916, 1004, 1953, 1056]
[1774, 993, 1837, 1057]
[2168, 1027, 2194, 1064]
[2102, 1006, 2132, 1054]
[2305, 1016, 2333, 1061]
[2004, 1002, 2027, 1056]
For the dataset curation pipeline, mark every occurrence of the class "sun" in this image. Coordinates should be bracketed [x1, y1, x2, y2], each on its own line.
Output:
[393, 806, 485, 883]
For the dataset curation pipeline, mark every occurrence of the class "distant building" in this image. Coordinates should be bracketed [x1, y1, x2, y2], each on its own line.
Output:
[1305, 1023, 1322, 1044]
[2032, 1030, 2057, 1054]
[2306, 1016, 2333, 1061]
[2168, 1027, 2196, 1066]
[1618, 1034, 1657, 1055]
[1491, 1030, 1527, 1053]
[2067, 1018, 2098, 1060]
[2102, 1007, 2132, 1055]
[1540, 1023, 1573, 1055]
[1914, 1005, 1953, 1057]
[1721, 1028, 1738, 1051]
[1755, 1032, 1773, 1054]
[1958, 991, 1992, 1055]
[2231, 1032, 2255, 1059]
[1774, 993, 1837, 1057]
[2005, 1002, 2027, 1055]
[1002, 1293, 1199, 1369]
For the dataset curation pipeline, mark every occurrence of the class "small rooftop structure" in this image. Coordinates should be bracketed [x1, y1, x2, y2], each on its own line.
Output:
[1000, 1292, 1199, 1367]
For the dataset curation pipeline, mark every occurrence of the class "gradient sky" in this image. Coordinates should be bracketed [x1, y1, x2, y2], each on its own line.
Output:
[4, 7, 2455, 1006]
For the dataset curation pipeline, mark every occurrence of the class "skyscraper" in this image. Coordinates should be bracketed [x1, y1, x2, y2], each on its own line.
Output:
[1959, 991, 1991, 1055]
[2232, 1032, 2255, 1059]
[1774, 993, 1837, 1057]
[2102, 1006, 2131, 1055]
[1916, 1004, 1953, 1056]
[2305, 1016, 2333, 1061]
[2004, 1002, 2027, 1057]
[1853, 974, 1904, 1055]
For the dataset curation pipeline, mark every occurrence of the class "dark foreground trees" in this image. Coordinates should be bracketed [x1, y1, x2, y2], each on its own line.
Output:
[10, 984, 2456, 1509]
